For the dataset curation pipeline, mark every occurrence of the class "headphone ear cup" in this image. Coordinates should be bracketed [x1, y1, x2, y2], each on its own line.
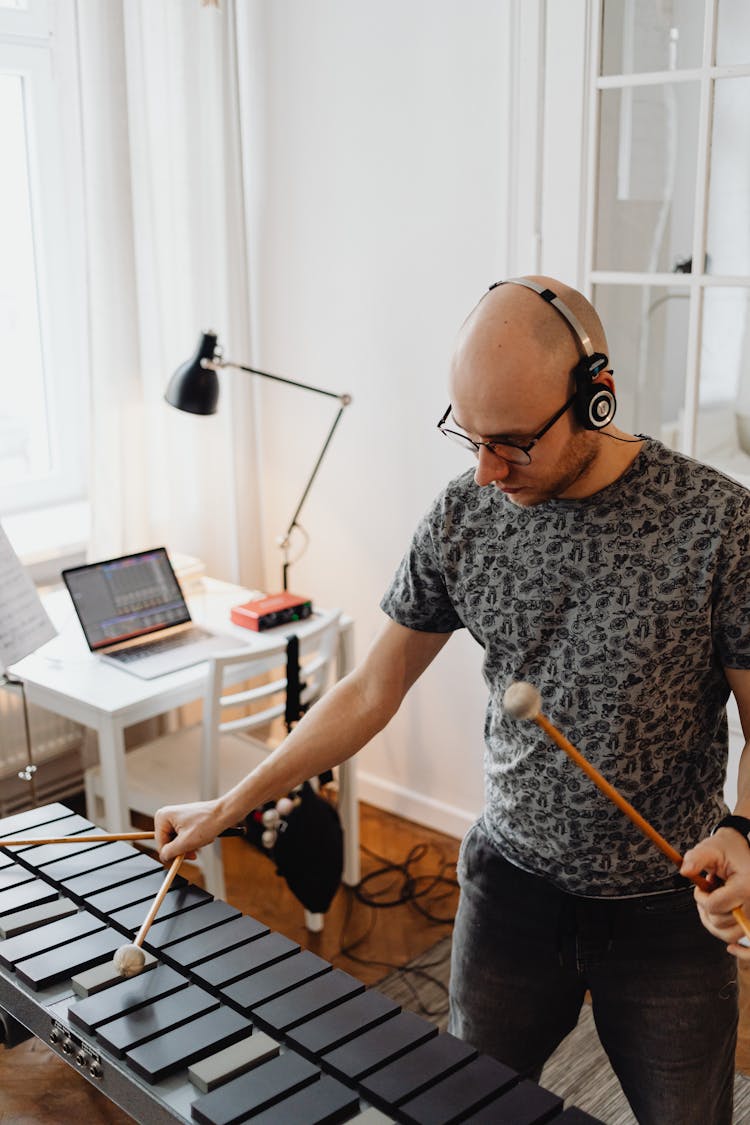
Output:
[574, 381, 617, 430]
[572, 358, 617, 430]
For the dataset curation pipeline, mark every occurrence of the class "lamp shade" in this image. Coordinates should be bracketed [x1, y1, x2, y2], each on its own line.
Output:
[164, 331, 220, 414]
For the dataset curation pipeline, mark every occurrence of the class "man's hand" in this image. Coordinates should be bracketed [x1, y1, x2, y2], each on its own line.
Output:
[681, 828, 750, 958]
[154, 800, 224, 864]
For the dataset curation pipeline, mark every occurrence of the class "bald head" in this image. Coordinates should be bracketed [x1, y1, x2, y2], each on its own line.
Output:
[451, 276, 608, 403]
[445, 277, 636, 504]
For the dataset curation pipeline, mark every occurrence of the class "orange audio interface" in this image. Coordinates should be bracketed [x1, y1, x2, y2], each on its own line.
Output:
[230, 592, 313, 632]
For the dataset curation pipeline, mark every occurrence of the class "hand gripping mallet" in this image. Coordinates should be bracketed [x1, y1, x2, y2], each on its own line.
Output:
[113, 855, 185, 977]
[502, 681, 750, 941]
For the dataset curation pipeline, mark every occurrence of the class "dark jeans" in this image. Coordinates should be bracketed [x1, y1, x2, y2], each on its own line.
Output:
[448, 820, 738, 1125]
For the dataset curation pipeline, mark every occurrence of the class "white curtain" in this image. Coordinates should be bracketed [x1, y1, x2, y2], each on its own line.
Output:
[74, 0, 264, 585]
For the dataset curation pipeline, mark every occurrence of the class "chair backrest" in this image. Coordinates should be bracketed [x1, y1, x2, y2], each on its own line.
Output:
[199, 608, 342, 798]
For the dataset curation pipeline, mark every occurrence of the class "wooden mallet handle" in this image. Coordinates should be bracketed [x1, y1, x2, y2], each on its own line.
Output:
[0, 826, 246, 848]
[503, 682, 750, 941]
[534, 713, 688, 871]
[133, 855, 185, 948]
[0, 832, 155, 847]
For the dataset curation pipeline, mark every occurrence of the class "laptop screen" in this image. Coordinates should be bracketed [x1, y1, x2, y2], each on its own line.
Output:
[62, 548, 191, 651]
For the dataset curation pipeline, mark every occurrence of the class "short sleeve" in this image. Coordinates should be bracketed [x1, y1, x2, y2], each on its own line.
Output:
[380, 504, 464, 634]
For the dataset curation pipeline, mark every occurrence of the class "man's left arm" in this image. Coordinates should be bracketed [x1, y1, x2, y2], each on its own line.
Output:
[681, 667, 750, 956]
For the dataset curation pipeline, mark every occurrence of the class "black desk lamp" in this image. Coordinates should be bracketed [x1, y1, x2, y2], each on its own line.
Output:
[165, 331, 351, 591]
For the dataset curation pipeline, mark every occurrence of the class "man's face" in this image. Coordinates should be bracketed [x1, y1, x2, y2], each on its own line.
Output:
[448, 389, 601, 506]
[447, 288, 613, 506]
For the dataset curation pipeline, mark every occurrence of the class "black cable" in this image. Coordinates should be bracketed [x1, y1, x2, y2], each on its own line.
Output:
[337, 888, 451, 1020]
[354, 842, 458, 923]
[333, 839, 459, 1019]
[599, 430, 643, 444]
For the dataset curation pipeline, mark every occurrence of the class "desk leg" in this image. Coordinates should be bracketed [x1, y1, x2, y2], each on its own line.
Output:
[91, 720, 131, 834]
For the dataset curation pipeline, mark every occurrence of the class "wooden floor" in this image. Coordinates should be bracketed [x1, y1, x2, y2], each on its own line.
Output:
[0, 800, 460, 1124]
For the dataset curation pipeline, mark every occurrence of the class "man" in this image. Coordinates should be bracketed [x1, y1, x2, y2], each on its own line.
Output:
[156, 277, 750, 1124]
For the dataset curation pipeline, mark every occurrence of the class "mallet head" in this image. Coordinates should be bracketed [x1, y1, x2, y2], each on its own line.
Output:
[503, 681, 542, 720]
[113, 943, 146, 977]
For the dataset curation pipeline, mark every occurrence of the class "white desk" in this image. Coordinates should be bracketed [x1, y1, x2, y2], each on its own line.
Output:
[8, 578, 359, 885]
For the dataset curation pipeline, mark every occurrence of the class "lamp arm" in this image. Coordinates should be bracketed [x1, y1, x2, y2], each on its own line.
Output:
[204, 357, 350, 406]
[279, 405, 347, 591]
[200, 352, 352, 591]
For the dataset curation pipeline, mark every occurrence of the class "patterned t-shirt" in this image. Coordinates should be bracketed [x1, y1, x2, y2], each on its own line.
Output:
[381, 438, 750, 896]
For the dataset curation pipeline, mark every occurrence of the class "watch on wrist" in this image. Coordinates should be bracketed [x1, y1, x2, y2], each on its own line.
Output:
[713, 814, 750, 847]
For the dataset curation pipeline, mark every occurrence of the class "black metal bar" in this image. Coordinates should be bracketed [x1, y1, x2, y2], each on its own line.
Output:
[215, 360, 346, 403]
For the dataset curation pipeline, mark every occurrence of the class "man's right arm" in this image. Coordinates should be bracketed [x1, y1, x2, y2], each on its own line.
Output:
[155, 616, 451, 862]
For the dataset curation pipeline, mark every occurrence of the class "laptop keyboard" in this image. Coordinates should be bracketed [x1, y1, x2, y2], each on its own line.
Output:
[106, 628, 211, 664]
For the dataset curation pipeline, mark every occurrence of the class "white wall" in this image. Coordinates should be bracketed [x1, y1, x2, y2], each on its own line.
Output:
[233, 0, 587, 838]
[229, 0, 593, 841]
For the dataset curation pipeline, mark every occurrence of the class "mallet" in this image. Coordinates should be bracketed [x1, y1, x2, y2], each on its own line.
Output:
[503, 680, 750, 941]
[0, 826, 246, 848]
[113, 855, 185, 977]
[0, 832, 156, 847]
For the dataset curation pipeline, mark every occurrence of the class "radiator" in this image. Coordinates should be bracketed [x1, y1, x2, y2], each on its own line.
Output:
[0, 683, 92, 816]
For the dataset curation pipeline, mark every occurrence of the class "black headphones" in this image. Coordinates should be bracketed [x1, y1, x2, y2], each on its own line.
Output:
[489, 278, 617, 431]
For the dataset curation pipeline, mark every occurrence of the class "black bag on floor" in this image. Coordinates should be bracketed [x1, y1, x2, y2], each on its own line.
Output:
[245, 781, 343, 914]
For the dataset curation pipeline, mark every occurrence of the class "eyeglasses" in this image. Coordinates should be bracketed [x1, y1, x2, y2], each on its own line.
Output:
[436, 394, 577, 466]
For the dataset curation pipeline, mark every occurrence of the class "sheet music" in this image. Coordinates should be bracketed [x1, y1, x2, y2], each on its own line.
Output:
[0, 523, 57, 673]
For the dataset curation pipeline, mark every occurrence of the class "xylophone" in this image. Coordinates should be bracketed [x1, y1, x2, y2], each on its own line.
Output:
[0, 802, 603, 1125]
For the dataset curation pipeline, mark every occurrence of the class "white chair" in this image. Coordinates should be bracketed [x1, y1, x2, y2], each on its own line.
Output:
[84, 609, 355, 929]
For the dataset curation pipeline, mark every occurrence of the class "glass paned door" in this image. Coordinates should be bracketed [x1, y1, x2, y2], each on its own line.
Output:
[705, 76, 750, 276]
[697, 287, 750, 488]
[594, 83, 699, 274]
[716, 0, 750, 66]
[601, 0, 704, 75]
[590, 0, 750, 479]
[592, 283, 690, 438]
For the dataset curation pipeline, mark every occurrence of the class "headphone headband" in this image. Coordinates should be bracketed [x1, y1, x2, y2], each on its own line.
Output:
[487, 277, 616, 431]
[493, 277, 595, 357]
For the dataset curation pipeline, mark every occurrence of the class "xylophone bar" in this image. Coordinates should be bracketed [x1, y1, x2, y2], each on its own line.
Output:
[0, 802, 605, 1124]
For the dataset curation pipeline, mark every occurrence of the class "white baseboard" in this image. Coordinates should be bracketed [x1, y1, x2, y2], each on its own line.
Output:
[356, 770, 476, 841]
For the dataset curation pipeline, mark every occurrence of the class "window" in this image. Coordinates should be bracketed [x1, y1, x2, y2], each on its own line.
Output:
[0, 1, 88, 526]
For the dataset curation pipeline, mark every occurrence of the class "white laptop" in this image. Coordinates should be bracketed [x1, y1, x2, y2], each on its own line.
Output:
[62, 547, 246, 679]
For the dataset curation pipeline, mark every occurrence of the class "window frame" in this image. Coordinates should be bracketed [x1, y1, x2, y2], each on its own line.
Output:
[0, 0, 50, 40]
[0, 2, 88, 519]
[583, 0, 750, 455]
